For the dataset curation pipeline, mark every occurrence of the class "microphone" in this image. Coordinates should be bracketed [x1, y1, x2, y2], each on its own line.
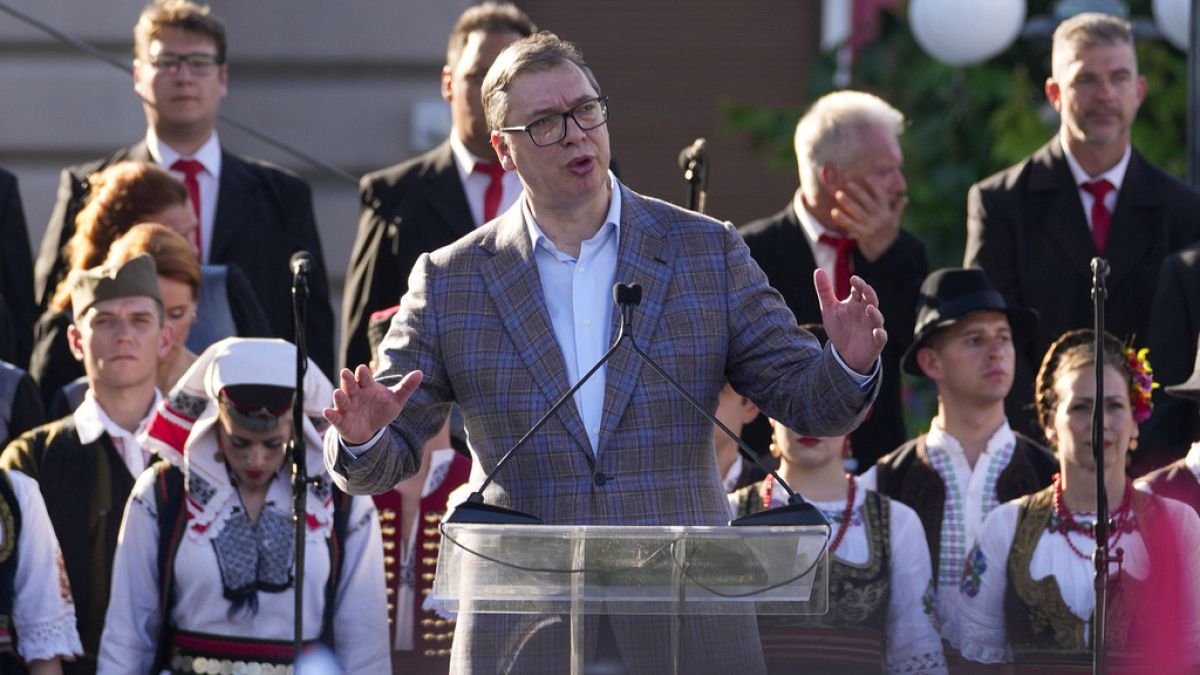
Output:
[677, 137, 707, 171]
[290, 250, 312, 277]
[1090, 257, 1109, 277]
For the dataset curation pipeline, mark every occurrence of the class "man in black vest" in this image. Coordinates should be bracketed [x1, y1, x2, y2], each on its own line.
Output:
[1137, 333, 1200, 516]
[1, 254, 170, 674]
[861, 268, 1056, 654]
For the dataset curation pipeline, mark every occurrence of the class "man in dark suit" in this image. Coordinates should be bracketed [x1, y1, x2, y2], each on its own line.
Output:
[324, 33, 887, 672]
[0, 167, 35, 368]
[740, 90, 927, 469]
[965, 12, 1200, 440]
[340, 2, 536, 369]
[34, 0, 335, 376]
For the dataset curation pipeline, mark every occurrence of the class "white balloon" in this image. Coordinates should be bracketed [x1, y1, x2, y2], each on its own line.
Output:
[910, 0, 1027, 66]
[1153, 0, 1190, 52]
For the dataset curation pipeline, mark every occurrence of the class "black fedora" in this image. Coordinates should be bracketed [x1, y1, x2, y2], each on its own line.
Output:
[1164, 334, 1200, 401]
[901, 268, 1037, 377]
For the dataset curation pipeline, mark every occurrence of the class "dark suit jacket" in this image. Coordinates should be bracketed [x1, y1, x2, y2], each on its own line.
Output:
[34, 141, 335, 376]
[739, 203, 927, 467]
[1141, 244, 1200, 472]
[340, 140, 474, 370]
[966, 139, 1200, 439]
[0, 168, 35, 368]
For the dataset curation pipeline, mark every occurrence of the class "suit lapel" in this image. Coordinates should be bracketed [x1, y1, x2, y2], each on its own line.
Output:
[478, 207, 591, 457]
[1105, 150, 1162, 293]
[596, 187, 675, 456]
[1030, 142, 1094, 282]
[210, 151, 256, 262]
[422, 142, 476, 239]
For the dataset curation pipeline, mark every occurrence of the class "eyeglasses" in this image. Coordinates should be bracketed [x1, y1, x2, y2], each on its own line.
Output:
[499, 96, 609, 147]
[147, 53, 223, 77]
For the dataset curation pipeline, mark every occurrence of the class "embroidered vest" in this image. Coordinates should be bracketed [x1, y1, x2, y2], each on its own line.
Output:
[374, 452, 470, 669]
[873, 433, 1057, 584]
[1004, 487, 1174, 668]
[0, 471, 22, 667]
[1139, 460, 1200, 518]
[731, 482, 890, 673]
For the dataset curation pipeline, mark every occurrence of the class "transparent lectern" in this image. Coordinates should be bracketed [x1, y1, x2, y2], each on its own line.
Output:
[433, 522, 830, 674]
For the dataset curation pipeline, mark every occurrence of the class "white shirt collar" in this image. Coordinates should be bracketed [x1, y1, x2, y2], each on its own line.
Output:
[146, 128, 223, 178]
[925, 416, 1016, 461]
[523, 171, 622, 255]
[1061, 138, 1131, 190]
[74, 389, 161, 445]
[1185, 442, 1200, 484]
[792, 190, 840, 246]
[449, 130, 501, 177]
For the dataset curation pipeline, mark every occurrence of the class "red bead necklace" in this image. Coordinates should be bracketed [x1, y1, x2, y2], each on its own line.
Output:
[1050, 473, 1135, 561]
[762, 473, 857, 557]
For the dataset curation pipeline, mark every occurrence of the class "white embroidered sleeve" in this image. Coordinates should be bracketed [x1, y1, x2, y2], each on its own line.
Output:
[884, 500, 948, 675]
[8, 470, 84, 662]
[332, 495, 391, 673]
[96, 470, 163, 675]
[955, 502, 1018, 664]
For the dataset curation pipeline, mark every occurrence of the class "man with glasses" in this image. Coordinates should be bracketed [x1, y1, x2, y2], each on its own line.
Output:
[341, 2, 537, 370]
[34, 0, 336, 378]
[325, 32, 887, 673]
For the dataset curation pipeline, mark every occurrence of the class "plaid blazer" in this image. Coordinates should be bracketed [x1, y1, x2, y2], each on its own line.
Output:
[325, 184, 878, 672]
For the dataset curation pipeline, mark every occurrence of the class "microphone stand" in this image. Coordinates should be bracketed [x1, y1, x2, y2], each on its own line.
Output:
[1089, 257, 1118, 675]
[447, 284, 827, 528]
[679, 138, 708, 214]
[290, 259, 310, 661]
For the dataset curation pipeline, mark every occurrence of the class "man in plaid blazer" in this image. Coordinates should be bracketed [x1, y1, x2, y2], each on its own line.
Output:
[325, 33, 886, 674]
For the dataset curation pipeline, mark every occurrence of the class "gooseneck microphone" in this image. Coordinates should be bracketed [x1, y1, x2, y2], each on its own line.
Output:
[446, 282, 828, 528]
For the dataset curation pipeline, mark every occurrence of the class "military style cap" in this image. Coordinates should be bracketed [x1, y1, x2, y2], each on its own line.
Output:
[69, 253, 162, 317]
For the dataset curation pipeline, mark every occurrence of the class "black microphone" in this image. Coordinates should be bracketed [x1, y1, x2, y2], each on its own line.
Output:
[290, 250, 312, 277]
[1090, 257, 1109, 278]
[677, 137, 707, 170]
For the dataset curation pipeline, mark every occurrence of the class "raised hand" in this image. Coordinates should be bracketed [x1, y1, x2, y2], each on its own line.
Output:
[323, 365, 423, 445]
[814, 268, 887, 375]
[831, 176, 908, 262]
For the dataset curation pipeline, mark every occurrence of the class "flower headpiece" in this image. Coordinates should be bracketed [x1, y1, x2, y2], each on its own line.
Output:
[1125, 347, 1157, 424]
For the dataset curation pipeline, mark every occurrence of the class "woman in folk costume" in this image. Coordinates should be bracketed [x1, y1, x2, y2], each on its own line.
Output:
[97, 338, 389, 674]
[957, 329, 1200, 671]
[0, 469, 83, 674]
[729, 326, 947, 675]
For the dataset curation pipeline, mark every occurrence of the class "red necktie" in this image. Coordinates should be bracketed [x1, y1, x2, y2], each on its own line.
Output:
[1081, 179, 1114, 255]
[473, 161, 506, 223]
[818, 233, 857, 300]
[170, 158, 205, 257]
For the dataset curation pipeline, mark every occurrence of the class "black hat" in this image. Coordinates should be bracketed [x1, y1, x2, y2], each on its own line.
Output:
[1165, 334, 1200, 401]
[901, 268, 1037, 377]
